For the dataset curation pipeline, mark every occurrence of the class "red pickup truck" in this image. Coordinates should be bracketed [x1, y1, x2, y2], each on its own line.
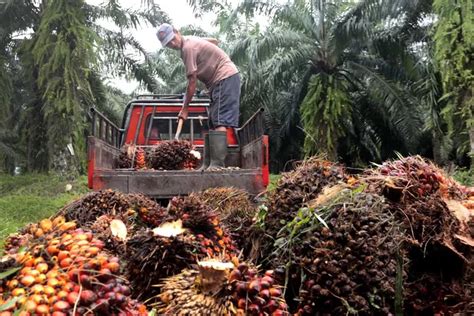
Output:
[87, 94, 269, 198]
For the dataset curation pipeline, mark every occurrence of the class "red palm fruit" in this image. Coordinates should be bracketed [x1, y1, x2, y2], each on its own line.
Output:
[237, 298, 247, 309]
[237, 263, 249, 273]
[264, 270, 274, 277]
[98, 268, 112, 281]
[265, 300, 279, 312]
[236, 281, 247, 295]
[269, 288, 282, 297]
[120, 285, 131, 296]
[52, 312, 67, 316]
[67, 292, 79, 306]
[67, 269, 80, 283]
[229, 269, 242, 282]
[79, 274, 91, 288]
[262, 276, 274, 285]
[94, 299, 110, 312]
[247, 268, 257, 279]
[53, 301, 70, 312]
[248, 304, 260, 315]
[248, 280, 261, 295]
[260, 289, 270, 300]
[260, 280, 271, 290]
[272, 311, 285, 316]
[115, 293, 126, 304]
[80, 290, 97, 305]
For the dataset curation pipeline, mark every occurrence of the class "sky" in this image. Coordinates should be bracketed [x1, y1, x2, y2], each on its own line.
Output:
[85, 0, 228, 93]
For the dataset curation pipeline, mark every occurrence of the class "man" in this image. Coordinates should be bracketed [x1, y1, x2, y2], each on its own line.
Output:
[156, 23, 240, 170]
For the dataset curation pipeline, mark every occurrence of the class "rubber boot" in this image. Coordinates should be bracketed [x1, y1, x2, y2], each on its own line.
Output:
[208, 130, 227, 169]
[198, 133, 210, 171]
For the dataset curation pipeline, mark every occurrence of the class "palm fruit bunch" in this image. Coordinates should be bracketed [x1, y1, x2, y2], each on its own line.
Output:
[115, 145, 151, 169]
[129, 193, 170, 227]
[148, 140, 198, 170]
[125, 223, 201, 302]
[89, 215, 128, 256]
[365, 155, 465, 202]
[168, 195, 238, 258]
[0, 217, 147, 315]
[252, 158, 346, 263]
[134, 147, 147, 169]
[155, 259, 288, 316]
[227, 261, 288, 315]
[58, 190, 135, 227]
[115, 144, 134, 169]
[191, 188, 256, 253]
[393, 196, 472, 314]
[274, 190, 404, 315]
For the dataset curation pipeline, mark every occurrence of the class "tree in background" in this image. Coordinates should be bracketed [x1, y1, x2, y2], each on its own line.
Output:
[433, 0, 473, 167]
[0, 0, 168, 174]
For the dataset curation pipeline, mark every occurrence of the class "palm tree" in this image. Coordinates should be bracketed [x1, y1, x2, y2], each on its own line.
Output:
[0, 0, 168, 172]
[225, 0, 426, 165]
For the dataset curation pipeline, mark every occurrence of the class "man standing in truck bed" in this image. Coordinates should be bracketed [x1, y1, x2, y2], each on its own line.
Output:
[156, 23, 240, 170]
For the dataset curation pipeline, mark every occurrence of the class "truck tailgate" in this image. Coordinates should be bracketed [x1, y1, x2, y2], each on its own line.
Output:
[92, 169, 265, 198]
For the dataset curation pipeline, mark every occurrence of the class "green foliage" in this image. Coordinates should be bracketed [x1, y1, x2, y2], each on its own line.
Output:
[451, 168, 474, 186]
[301, 73, 350, 159]
[31, 0, 96, 173]
[434, 0, 474, 159]
[0, 174, 89, 248]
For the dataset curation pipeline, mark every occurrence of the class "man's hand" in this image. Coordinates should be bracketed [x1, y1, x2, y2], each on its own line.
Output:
[178, 106, 189, 120]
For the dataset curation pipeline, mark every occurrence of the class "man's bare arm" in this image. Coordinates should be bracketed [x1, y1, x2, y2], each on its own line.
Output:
[179, 73, 197, 120]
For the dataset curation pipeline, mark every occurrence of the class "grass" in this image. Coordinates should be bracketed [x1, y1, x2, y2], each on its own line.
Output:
[268, 174, 282, 192]
[451, 168, 474, 186]
[0, 173, 89, 248]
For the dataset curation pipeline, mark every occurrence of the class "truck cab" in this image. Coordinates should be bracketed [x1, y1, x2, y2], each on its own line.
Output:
[88, 94, 269, 198]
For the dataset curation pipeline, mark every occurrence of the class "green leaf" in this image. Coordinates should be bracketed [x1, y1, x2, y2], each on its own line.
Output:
[0, 297, 19, 312]
[0, 266, 21, 280]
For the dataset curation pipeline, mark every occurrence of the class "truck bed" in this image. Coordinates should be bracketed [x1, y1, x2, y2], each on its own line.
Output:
[88, 135, 268, 198]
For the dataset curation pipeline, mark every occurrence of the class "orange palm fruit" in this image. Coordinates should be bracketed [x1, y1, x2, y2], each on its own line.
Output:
[39, 219, 53, 232]
[36, 263, 49, 274]
[20, 275, 36, 287]
[53, 216, 66, 227]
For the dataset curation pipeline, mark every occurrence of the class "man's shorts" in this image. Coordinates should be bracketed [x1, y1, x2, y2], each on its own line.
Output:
[209, 73, 241, 129]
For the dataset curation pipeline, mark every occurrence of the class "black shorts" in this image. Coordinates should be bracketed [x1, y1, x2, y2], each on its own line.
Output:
[209, 73, 241, 128]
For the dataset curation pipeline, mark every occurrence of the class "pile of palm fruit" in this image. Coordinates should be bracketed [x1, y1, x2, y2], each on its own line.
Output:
[156, 259, 288, 315]
[115, 140, 200, 170]
[1, 155, 472, 315]
[255, 155, 473, 314]
[0, 218, 147, 315]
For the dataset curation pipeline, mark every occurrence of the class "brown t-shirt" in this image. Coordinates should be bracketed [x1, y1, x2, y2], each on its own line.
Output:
[181, 36, 238, 90]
